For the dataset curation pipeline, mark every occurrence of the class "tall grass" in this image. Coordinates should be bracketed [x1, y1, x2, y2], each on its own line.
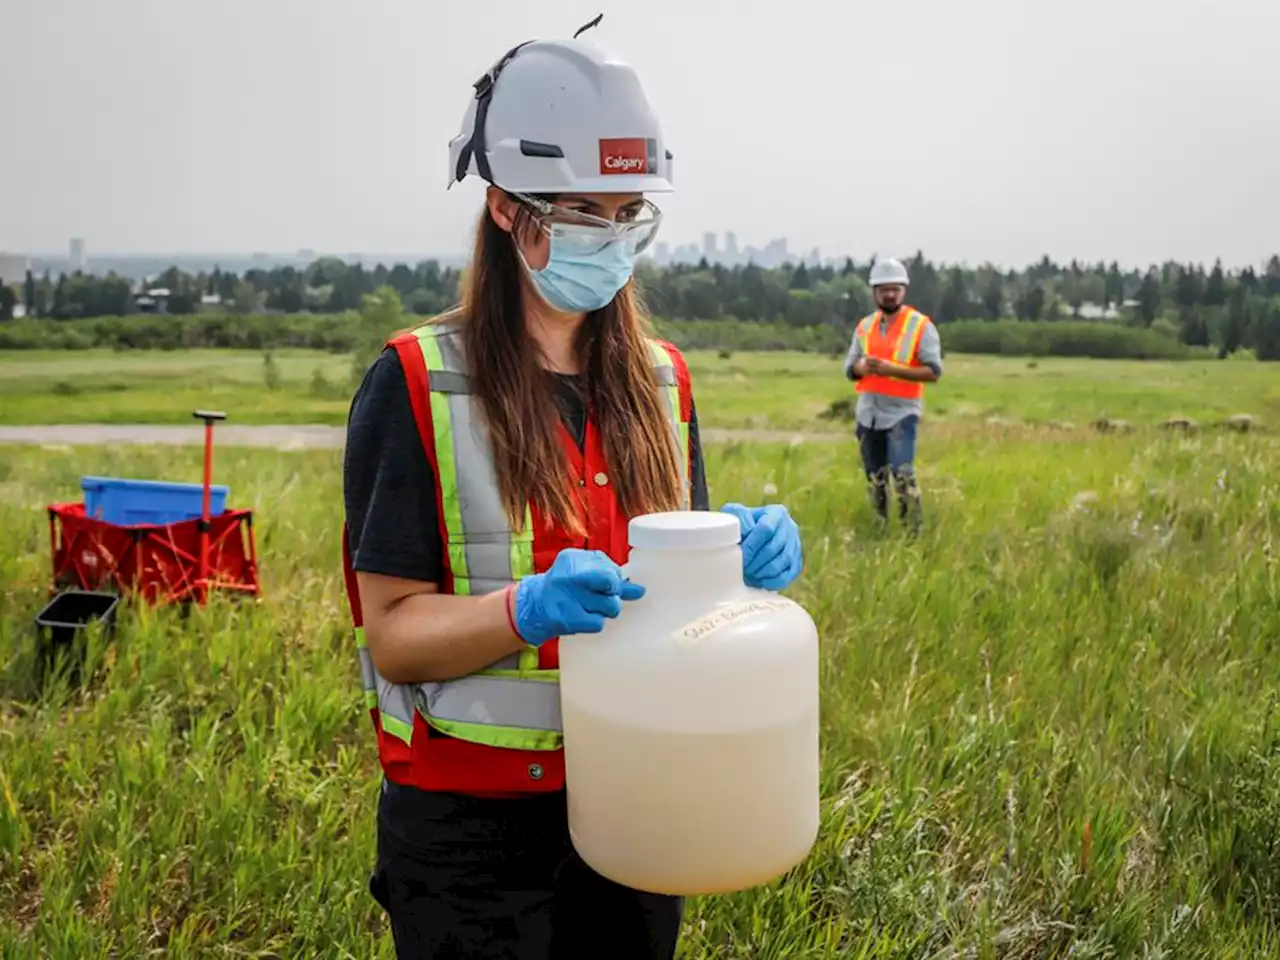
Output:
[2, 427, 1279, 956]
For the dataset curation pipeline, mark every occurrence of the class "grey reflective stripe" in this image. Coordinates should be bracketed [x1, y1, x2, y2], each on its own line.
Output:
[654, 376, 683, 494]
[358, 644, 377, 692]
[368, 651, 417, 745]
[432, 325, 466, 375]
[490, 651, 524, 670]
[430, 327, 528, 597]
[379, 673, 417, 736]
[447, 405, 519, 595]
[428, 369, 470, 395]
[647, 342, 690, 509]
[414, 675, 561, 732]
[356, 625, 415, 745]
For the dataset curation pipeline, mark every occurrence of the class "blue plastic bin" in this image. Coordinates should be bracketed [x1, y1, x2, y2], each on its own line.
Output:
[81, 476, 230, 527]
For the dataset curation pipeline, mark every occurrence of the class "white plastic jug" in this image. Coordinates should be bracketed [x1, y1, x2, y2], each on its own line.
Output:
[558, 510, 820, 897]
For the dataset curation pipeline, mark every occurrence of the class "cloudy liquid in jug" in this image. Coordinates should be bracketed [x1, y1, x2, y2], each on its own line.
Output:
[563, 702, 820, 896]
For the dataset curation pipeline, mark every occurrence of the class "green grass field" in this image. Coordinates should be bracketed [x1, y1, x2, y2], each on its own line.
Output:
[1, 348, 1276, 432]
[3, 354, 1280, 956]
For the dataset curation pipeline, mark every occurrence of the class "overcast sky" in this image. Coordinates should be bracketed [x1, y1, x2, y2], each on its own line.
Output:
[5, 0, 1278, 269]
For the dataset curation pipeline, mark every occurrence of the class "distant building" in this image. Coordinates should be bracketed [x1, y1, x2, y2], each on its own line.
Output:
[133, 287, 172, 314]
[1076, 300, 1138, 321]
[0, 253, 30, 286]
[69, 237, 86, 271]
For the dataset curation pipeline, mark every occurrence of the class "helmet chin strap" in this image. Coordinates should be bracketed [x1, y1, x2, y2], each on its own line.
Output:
[453, 41, 531, 186]
[454, 15, 606, 187]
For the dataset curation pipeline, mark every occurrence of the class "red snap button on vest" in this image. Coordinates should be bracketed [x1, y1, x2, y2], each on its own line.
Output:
[528, 764, 544, 780]
[593, 472, 608, 486]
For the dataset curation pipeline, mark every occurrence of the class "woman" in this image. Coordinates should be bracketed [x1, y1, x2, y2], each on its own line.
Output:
[340, 25, 804, 960]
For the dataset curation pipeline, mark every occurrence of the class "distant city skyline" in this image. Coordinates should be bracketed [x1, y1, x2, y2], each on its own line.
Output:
[5, 229, 1279, 289]
[0, 230, 849, 286]
[6, 230, 814, 265]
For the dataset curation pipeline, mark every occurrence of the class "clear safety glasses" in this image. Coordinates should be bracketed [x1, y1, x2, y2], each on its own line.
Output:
[511, 193, 663, 257]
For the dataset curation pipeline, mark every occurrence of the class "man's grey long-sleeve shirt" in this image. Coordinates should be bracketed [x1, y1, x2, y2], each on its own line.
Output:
[842, 310, 943, 430]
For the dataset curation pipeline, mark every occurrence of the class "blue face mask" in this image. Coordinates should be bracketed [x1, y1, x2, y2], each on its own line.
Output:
[521, 230, 638, 314]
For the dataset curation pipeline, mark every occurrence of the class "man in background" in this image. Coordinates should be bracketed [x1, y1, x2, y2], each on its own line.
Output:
[843, 258, 943, 531]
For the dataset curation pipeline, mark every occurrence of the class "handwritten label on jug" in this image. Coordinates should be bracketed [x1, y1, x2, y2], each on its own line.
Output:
[672, 598, 793, 647]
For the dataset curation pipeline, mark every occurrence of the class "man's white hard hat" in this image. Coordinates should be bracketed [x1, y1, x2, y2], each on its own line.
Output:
[869, 258, 910, 287]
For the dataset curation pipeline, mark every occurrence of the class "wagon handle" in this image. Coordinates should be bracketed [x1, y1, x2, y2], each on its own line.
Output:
[192, 410, 227, 604]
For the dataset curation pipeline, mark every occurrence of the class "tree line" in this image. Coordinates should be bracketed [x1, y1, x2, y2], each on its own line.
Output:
[3, 251, 1279, 360]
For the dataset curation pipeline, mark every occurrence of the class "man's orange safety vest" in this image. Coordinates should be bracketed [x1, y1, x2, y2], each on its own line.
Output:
[854, 307, 931, 401]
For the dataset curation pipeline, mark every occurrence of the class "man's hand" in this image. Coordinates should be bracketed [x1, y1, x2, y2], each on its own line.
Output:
[853, 357, 873, 377]
[864, 357, 891, 376]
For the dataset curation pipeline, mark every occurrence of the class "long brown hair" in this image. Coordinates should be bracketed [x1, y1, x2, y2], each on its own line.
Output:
[425, 204, 682, 536]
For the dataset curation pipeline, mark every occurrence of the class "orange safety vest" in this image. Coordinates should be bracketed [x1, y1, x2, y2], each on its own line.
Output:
[854, 307, 931, 401]
[340, 319, 694, 798]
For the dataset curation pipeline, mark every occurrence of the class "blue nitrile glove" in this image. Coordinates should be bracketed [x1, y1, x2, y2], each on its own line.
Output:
[720, 503, 804, 591]
[512, 548, 646, 647]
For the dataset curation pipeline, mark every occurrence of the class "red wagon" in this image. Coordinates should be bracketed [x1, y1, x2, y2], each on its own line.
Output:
[44, 410, 261, 607]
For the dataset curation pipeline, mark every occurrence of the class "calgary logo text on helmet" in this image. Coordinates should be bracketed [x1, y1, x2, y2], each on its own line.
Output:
[606, 155, 644, 172]
[599, 137, 655, 176]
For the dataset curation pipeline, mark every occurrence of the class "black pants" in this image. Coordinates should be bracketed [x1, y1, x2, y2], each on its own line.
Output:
[856, 414, 922, 529]
[369, 780, 684, 959]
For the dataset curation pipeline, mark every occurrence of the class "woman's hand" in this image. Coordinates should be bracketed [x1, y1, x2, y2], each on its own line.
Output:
[513, 549, 646, 646]
[720, 503, 803, 591]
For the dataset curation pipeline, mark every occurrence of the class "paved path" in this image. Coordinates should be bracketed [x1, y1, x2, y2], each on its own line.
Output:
[0, 423, 845, 450]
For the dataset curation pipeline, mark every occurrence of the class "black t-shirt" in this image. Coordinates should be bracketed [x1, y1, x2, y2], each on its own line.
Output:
[343, 347, 710, 583]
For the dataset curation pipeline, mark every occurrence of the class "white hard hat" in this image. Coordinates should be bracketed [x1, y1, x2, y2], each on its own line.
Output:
[869, 258, 910, 287]
[448, 22, 674, 195]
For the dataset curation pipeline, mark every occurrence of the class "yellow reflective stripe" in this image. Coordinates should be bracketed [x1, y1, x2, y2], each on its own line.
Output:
[903, 311, 921, 361]
[891, 311, 918, 364]
[355, 626, 376, 710]
[381, 711, 414, 745]
[426, 716, 563, 751]
[417, 330, 470, 595]
[511, 504, 534, 579]
[897, 311, 927, 365]
[647, 341, 682, 417]
[905, 314, 928, 363]
[483, 666, 559, 682]
[856, 314, 875, 351]
[646, 340, 691, 506]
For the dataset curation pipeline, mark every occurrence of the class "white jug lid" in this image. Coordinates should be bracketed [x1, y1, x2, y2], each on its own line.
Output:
[628, 510, 742, 550]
